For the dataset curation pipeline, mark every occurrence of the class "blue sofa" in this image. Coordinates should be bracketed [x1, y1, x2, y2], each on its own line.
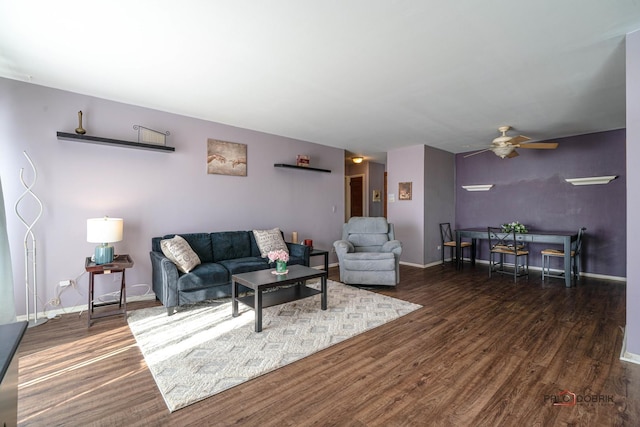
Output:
[150, 230, 310, 315]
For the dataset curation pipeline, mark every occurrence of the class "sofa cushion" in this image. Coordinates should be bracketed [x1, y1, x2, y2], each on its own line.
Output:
[211, 231, 252, 262]
[217, 257, 270, 275]
[162, 233, 213, 263]
[160, 235, 201, 273]
[252, 228, 288, 258]
[177, 263, 229, 291]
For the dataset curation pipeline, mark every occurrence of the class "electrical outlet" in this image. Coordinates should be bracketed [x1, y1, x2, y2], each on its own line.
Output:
[59, 280, 71, 287]
[51, 298, 60, 306]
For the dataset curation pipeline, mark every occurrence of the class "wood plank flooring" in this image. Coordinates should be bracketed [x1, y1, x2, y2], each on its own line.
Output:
[16, 264, 640, 426]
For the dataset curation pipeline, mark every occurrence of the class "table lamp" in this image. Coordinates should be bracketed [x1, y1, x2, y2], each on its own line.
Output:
[87, 216, 123, 264]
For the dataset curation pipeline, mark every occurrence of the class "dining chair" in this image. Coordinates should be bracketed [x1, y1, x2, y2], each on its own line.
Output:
[439, 223, 472, 267]
[541, 227, 586, 282]
[488, 227, 529, 282]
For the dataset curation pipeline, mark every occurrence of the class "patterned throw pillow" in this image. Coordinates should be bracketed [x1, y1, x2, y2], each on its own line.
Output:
[252, 228, 289, 258]
[160, 235, 201, 273]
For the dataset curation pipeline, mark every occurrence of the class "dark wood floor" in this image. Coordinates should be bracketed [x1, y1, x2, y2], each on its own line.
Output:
[17, 264, 640, 426]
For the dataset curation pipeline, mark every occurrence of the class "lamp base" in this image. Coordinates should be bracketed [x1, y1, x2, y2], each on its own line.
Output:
[94, 244, 114, 265]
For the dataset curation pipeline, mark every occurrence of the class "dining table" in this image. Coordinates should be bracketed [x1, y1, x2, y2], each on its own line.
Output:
[455, 227, 579, 288]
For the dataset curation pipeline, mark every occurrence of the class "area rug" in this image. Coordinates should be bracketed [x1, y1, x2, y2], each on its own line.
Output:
[127, 280, 422, 412]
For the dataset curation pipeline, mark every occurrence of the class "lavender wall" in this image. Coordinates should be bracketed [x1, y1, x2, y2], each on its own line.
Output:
[424, 146, 455, 264]
[626, 30, 640, 354]
[456, 129, 626, 278]
[0, 78, 345, 316]
[388, 145, 426, 266]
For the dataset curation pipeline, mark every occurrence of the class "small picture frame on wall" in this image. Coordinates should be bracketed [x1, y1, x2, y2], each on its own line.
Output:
[399, 182, 412, 200]
[207, 138, 247, 176]
[372, 189, 381, 202]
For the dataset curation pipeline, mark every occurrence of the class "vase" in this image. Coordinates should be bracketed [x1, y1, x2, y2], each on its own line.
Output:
[75, 110, 86, 135]
[276, 260, 287, 274]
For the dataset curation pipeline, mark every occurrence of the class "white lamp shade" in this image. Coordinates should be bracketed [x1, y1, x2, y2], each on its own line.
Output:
[87, 217, 124, 243]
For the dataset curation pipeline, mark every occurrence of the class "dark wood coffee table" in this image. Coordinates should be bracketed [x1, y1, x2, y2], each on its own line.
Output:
[231, 264, 327, 332]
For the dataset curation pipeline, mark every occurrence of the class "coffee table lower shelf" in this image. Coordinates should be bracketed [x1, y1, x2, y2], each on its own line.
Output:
[236, 285, 321, 310]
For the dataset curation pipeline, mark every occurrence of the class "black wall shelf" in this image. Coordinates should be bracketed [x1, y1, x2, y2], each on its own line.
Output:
[56, 132, 175, 152]
[274, 163, 331, 173]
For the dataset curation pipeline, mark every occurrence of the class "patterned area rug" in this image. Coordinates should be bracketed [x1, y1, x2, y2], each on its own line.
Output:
[127, 280, 422, 412]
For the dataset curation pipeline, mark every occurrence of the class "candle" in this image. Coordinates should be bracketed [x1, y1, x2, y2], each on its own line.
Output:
[292, 231, 298, 243]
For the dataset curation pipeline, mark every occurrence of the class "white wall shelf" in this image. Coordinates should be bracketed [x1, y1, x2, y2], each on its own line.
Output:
[461, 184, 494, 192]
[565, 176, 617, 186]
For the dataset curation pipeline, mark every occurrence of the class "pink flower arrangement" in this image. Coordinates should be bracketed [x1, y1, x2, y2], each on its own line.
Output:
[267, 249, 289, 263]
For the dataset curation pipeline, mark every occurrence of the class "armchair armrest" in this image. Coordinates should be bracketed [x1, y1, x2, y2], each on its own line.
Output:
[382, 239, 403, 256]
[333, 240, 355, 256]
[286, 242, 311, 266]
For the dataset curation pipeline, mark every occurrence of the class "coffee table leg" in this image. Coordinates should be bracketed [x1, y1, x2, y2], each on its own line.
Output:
[255, 290, 263, 332]
[232, 280, 239, 317]
[321, 275, 327, 310]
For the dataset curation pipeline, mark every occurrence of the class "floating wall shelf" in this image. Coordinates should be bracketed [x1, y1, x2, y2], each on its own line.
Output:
[274, 163, 331, 173]
[565, 176, 617, 186]
[56, 132, 175, 152]
[461, 184, 494, 192]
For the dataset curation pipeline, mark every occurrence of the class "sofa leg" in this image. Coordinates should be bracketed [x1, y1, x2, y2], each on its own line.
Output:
[167, 306, 178, 316]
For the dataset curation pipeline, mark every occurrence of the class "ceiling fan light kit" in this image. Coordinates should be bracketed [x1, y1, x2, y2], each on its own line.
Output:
[465, 125, 559, 159]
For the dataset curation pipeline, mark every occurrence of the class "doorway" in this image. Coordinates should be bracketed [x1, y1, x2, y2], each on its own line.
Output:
[345, 174, 365, 219]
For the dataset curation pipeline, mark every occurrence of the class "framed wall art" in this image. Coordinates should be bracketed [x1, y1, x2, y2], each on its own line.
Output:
[399, 182, 412, 200]
[207, 138, 247, 176]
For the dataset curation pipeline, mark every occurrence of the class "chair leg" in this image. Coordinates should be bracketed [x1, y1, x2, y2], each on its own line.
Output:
[489, 253, 493, 278]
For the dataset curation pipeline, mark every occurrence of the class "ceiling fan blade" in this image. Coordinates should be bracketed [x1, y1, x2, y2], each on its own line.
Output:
[510, 135, 530, 144]
[517, 142, 559, 149]
[506, 150, 519, 158]
[463, 148, 492, 158]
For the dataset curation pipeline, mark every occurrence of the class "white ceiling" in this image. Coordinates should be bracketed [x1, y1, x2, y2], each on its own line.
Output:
[2, 1, 640, 163]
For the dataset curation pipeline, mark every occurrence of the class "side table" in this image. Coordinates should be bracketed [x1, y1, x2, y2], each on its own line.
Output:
[309, 248, 329, 271]
[84, 254, 134, 327]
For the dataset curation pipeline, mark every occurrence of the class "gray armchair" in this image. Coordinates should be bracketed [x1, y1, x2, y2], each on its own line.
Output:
[333, 217, 402, 286]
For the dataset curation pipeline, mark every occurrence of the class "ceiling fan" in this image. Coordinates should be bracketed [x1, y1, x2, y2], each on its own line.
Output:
[465, 126, 559, 159]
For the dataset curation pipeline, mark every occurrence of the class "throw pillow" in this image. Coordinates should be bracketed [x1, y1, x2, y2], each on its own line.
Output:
[253, 228, 289, 258]
[160, 235, 201, 273]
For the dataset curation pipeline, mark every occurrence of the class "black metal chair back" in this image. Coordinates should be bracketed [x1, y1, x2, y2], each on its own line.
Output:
[488, 226, 529, 281]
[439, 222, 453, 244]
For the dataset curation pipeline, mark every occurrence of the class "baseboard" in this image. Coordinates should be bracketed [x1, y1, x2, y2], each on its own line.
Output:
[579, 272, 626, 282]
[620, 327, 640, 364]
[16, 293, 157, 322]
[400, 258, 627, 282]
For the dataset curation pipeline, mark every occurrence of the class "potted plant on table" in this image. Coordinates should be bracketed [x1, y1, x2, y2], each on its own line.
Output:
[268, 249, 289, 274]
[501, 221, 528, 233]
